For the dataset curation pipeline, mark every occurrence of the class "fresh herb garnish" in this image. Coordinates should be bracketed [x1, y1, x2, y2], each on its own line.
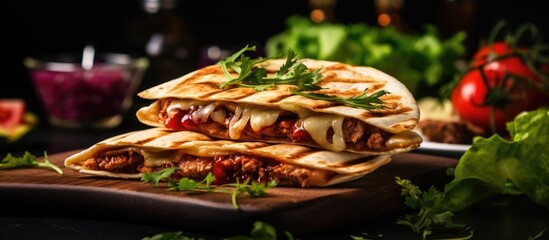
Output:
[0, 151, 63, 174]
[218, 45, 323, 91]
[218, 45, 388, 110]
[395, 177, 471, 240]
[218, 45, 268, 90]
[168, 172, 216, 192]
[289, 88, 390, 110]
[140, 169, 276, 209]
[224, 178, 278, 209]
[140, 167, 178, 187]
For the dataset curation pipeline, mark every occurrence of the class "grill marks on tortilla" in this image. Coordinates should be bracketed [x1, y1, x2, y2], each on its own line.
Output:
[265, 92, 295, 103]
[228, 142, 318, 162]
[161, 66, 225, 98]
[282, 148, 318, 161]
[359, 105, 413, 119]
[186, 63, 390, 109]
[100, 129, 310, 159]
[137, 59, 419, 138]
[120, 130, 171, 146]
[306, 69, 389, 110]
[158, 61, 394, 112]
[389, 121, 417, 132]
[74, 128, 395, 180]
[103, 129, 212, 149]
[321, 62, 349, 71]
[337, 156, 383, 167]
[175, 83, 222, 97]
[209, 87, 259, 100]
[101, 129, 335, 165]
[191, 65, 224, 78]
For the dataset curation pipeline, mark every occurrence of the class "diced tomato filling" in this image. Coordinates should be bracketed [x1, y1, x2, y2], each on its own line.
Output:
[293, 128, 309, 142]
[212, 159, 224, 184]
[181, 112, 195, 128]
[164, 110, 187, 130]
[279, 119, 310, 142]
[164, 107, 199, 130]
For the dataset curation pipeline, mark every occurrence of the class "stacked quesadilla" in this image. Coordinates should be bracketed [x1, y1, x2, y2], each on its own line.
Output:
[65, 46, 422, 187]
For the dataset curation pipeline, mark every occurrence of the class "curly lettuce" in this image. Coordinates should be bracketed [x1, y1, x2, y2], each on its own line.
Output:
[443, 108, 549, 212]
[265, 15, 466, 99]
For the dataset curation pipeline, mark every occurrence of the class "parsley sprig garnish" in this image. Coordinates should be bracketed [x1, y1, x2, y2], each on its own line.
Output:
[289, 88, 389, 110]
[218, 45, 323, 91]
[0, 151, 63, 174]
[395, 177, 472, 240]
[217, 45, 389, 110]
[140, 168, 276, 209]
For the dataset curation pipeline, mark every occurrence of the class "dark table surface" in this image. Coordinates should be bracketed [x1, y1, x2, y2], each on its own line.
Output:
[1, 102, 548, 240]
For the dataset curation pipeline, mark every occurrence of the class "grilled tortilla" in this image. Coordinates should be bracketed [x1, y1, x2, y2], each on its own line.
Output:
[64, 128, 392, 187]
[136, 59, 422, 154]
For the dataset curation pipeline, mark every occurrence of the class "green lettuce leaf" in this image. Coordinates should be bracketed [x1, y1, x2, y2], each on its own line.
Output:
[265, 15, 466, 99]
[443, 108, 549, 212]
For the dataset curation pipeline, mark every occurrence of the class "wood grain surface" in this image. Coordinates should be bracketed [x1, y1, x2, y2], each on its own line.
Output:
[0, 150, 457, 235]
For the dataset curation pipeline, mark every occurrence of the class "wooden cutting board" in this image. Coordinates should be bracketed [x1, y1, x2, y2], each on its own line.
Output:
[0, 150, 457, 235]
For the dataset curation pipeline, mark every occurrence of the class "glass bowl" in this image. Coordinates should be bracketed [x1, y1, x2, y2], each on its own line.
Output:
[24, 52, 149, 129]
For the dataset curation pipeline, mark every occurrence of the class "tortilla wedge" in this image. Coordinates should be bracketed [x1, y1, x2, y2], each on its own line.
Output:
[64, 128, 392, 187]
[136, 58, 422, 154]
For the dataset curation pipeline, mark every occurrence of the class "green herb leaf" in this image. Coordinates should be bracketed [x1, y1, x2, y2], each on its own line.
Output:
[290, 88, 389, 110]
[240, 179, 278, 197]
[218, 44, 390, 110]
[218, 45, 323, 91]
[395, 177, 469, 240]
[141, 169, 277, 209]
[140, 167, 178, 187]
[224, 178, 277, 209]
[229, 179, 249, 209]
[218, 44, 268, 89]
[168, 172, 216, 192]
[0, 151, 63, 174]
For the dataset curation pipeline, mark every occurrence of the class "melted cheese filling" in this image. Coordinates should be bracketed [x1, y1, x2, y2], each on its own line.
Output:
[302, 114, 346, 151]
[166, 99, 349, 151]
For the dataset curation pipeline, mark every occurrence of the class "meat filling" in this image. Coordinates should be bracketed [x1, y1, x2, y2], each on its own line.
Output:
[81, 149, 336, 187]
[82, 149, 144, 174]
[158, 99, 391, 151]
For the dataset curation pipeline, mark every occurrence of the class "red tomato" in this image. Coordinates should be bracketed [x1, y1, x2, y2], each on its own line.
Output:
[0, 99, 25, 129]
[472, 42, 514, 66]
[451, 42, 549, 134]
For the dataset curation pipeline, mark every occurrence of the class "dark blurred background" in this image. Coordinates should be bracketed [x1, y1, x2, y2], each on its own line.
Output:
[5, 0, 548, 124]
